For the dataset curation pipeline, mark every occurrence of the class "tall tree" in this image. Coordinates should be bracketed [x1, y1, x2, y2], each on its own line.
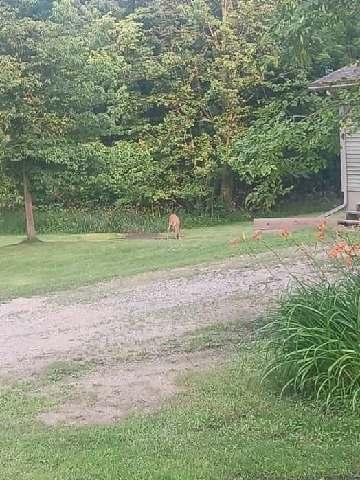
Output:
[226, 0, 360, 208]
[1, 0, 359, 219]
[0, 0, 146, 238]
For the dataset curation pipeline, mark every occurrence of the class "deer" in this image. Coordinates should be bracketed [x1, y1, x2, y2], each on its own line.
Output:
[168, 212, 180, 239]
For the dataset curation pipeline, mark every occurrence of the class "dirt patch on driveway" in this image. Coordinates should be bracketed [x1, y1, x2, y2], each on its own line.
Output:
[0, 248, 319, 425]
[39, 349, 225, 426]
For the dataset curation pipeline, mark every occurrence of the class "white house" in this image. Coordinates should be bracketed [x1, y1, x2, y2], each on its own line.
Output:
[309, 65, 360, 226]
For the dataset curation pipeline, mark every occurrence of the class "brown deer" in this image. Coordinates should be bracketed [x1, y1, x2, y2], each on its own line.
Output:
[168, 212, 180, 239]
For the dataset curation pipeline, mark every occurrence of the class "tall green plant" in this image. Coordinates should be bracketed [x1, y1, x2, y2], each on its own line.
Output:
[265, 272, 360, 410]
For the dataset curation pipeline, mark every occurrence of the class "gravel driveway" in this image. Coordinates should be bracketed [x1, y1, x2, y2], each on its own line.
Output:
[0, 250, 314, 425]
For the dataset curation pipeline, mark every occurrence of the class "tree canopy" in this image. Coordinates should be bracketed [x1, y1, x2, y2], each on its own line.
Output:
[0, 0, 359, 236]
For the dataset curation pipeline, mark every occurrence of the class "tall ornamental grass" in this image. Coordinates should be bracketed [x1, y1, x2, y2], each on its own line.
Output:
[265, 270, 360, 410]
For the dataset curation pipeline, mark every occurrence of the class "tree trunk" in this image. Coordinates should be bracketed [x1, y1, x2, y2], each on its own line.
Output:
[220, 166, 234, 210]
[221, 0, 233, 20]
[23, 169, 36, 241]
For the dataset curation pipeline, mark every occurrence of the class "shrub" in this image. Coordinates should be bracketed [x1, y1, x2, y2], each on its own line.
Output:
[264, 271, 360, 410]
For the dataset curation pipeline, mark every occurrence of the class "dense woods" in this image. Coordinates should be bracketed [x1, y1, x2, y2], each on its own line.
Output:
[0, 0, 359, 237]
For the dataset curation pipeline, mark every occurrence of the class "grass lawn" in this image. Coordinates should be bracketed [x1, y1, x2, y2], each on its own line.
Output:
[2, 221, 358, 479]
[1, 345, 359, 480]
[0, 223, 315, 300]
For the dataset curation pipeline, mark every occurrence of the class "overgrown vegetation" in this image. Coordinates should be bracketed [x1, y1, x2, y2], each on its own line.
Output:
[0, 207, 250, 235]
[0, 0, 359, 238]
[265, 249, 360, 410]
[0, 194, 339, 235]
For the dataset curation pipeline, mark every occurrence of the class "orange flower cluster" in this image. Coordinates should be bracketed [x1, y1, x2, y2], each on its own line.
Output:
[316, 220, 327, 241]
[252, 230, 261, 241]
[328, 241, 360, 267]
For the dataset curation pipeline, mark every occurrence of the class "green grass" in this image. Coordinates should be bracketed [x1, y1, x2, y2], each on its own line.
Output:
[0, 345, 359, 480]
[265, 272, 360, 410]
[1, 217, 358, 479]
[41, 360, 95, 384]
[0, 223, 315, 300]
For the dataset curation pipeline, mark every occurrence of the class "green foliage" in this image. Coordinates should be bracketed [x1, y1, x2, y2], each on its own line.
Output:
[230, 90, 339, 208]
[0, 0, 359, 224]
[31, 207, 167, 234]
[0, 168, 21, 208]
[265, 272, 360, 410]
[0, 193, 337, 236]
[276, 0, 360, 67]
[31, 142, 163, 207]
[0, 206, 250, 235]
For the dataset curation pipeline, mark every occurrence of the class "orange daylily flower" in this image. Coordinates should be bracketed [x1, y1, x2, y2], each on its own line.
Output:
[317, 220, 327, 231]
[328, 240, 360, 267]
[329, 241, 346, 258]
[316, 220, 327, 241]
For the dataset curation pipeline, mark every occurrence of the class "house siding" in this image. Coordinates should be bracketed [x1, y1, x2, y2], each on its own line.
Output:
[346, 133, 360, 192]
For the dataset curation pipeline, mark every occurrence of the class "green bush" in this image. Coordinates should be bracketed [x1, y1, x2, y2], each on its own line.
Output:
[265, 273, 360, 410]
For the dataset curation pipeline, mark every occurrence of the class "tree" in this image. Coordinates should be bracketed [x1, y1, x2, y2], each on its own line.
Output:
[226, 0, 360, 209]
[274, 0, 360, 68]
[0, 0, 147, 238]
[129, 0, 278, 210]
[1, 0, 359, 220]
